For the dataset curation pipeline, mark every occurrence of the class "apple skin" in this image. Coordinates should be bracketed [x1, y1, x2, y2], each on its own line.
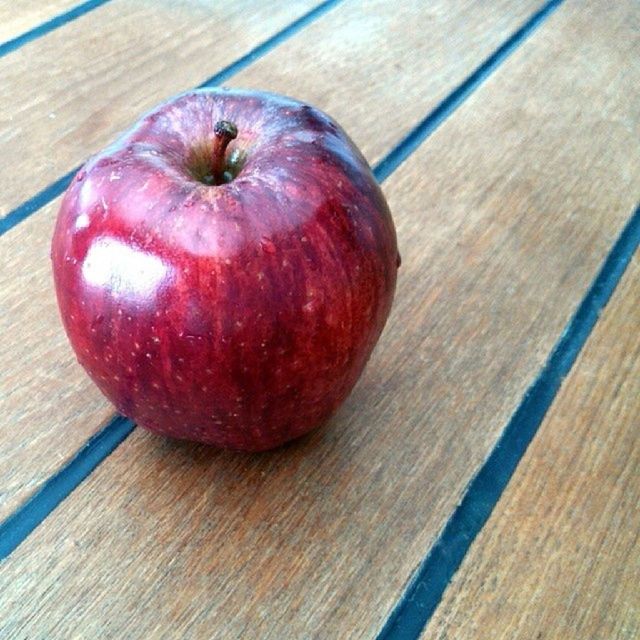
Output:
[51, 88, 399, 451]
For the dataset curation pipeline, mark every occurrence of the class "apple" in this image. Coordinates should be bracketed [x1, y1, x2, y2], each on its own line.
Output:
[51, 88, 399, 451]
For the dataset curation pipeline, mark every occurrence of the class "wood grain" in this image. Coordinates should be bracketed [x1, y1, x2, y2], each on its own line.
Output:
[0, 0, 542, 518]
[423, 253, 640, 640]
[1, 0, 638, 637]
[0, 0, 322, 220]
[0, 0, 83, 44]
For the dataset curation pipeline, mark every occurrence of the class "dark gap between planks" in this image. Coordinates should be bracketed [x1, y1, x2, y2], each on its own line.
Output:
[0, 0, 115, 59]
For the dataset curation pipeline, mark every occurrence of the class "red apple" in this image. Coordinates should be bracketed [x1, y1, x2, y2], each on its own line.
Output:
[51, 88, 399, 451]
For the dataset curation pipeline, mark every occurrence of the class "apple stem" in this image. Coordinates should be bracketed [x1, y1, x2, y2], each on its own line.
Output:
[211, 120, 238, 184]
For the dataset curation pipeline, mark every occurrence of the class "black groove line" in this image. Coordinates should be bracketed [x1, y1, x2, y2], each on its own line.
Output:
[0, 167, 79, 237]
[0, 416, 134, 560]
[0, 0, 345, 238]
[0, 0, 114, 60]
[374, 0, 564, 182]
[377, 203, 640, 639]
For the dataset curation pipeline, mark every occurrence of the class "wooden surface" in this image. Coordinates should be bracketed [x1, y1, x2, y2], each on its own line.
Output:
[424, 253, 640, 640]
[0, 0, 542, 520]
[0, 0, 81, 43]
[1, 0, 639, 638]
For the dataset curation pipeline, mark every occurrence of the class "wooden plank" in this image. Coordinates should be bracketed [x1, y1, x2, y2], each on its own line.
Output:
[423, 254, 640, 640]
[1, 0, 638, 637]
[0, 0, 543, 518]
[0, 0, 322, 221]
[0, 0, 84, 44]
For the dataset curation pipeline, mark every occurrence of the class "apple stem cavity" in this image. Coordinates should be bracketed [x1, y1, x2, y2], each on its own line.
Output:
[208, 120, 238, 185]
[188, 120, 245, 186]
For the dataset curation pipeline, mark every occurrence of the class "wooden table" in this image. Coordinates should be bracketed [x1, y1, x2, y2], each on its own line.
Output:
[0, 1, 638, 638]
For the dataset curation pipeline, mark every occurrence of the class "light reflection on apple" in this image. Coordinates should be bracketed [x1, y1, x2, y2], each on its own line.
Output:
[82, 238, 173, 300]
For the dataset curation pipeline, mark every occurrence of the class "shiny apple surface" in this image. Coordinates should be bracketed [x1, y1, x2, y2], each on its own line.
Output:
[52, 89, 398, 451]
